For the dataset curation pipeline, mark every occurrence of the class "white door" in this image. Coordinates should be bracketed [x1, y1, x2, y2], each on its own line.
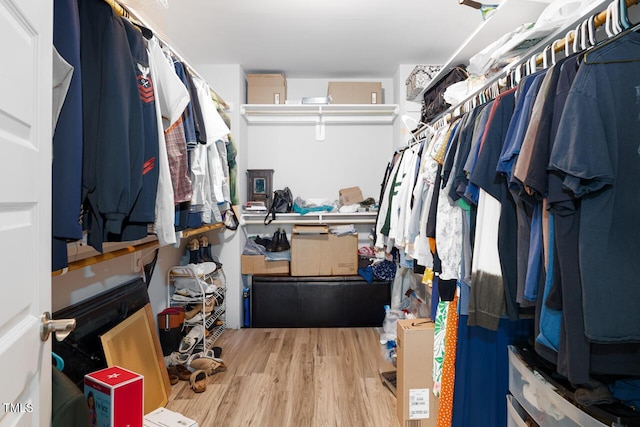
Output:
[0, 0, 53, 425]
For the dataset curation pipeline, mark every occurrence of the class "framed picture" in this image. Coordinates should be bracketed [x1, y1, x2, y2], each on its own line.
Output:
[253, 177, 266, 194]
[246, 169, 274, 203]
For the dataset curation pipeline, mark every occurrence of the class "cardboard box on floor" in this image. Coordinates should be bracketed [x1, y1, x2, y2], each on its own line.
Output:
[339, 186, 363, 206]
[327, 81, 382, 104]
[241, 254, 290, 275]
[144, 407, 198, 427]
[396, 319, 438, 427]
[247, 73, 287, 104]
[290, 224, 357, 276]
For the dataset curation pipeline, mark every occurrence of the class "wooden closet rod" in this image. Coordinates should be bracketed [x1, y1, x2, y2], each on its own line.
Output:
[103, 0, 230, 111]
[535, 0, 638, 64]
[52, 240, 159, 276]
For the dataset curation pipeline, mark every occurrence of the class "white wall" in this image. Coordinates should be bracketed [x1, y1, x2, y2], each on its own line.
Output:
[246, 77, 395, 203]
[246, 124, 391, 202]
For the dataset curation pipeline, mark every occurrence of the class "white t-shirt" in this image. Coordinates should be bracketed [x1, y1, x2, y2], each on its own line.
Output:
[193, 77, 229, 204]
[147, 37, 189, 246]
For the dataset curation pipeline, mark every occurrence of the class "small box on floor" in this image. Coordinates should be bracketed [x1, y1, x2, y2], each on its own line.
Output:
[396, 319, 438, 426]
[84, 366, 143, 427]
[144, 407, 198, 427]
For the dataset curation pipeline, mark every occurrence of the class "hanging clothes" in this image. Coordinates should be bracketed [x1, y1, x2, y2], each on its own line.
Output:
[469, 89, 519, 323]
[52, 0, 83, 270]
[436, 293, 459, 427]
[450, 316, 533, 427]
[146, 36, 190, 246]
[78, 0, 145, 252]
[116, 17, 160, 242]
[549, 32, 640, 343]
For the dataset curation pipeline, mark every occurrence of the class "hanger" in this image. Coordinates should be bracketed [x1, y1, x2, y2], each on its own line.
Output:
[564, 29, 573, 57]
[588, 14, 597, 46]
[401, 115, 434, 147]
[613, 0, 623, 34]
[542, 44, 551, 69]
[528, 53, 538, 75]
[620, 0, 632, 29]
[580, 20, 589, 50]
[584, 4, 640, 64]
[401, 114, 419, 135]
[132, 21, 153, 39]
[514, 64, 522, 86]
[605, 3, 615, 37]
[572, 23, 582, 53]
[401, 114, 417, 129]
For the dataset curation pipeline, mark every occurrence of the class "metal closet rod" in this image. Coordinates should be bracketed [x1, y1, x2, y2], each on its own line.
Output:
[429, 0, 639, 126]
[103, 0, 230, 110]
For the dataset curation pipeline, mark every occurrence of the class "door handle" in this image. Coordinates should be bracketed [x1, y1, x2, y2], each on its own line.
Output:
[40, 311, 76, 342]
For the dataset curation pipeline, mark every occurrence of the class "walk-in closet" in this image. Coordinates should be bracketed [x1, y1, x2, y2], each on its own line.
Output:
[2, 0, 640, 425]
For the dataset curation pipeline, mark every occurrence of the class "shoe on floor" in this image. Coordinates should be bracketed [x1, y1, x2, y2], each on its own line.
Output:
[179, 324, 205, 354]
[190, 370, 207, 393]
[164, 351, 190, 367]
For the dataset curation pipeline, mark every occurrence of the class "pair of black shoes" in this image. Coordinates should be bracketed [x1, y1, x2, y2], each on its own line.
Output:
[255, 228, 290, 252]
[268, 228, 290, 252]
[188, 236, 223, 269]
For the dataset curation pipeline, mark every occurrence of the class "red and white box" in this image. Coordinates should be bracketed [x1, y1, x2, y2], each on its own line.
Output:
[84, 366, 144, 427]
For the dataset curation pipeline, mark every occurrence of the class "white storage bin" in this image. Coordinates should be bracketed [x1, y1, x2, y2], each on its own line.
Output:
[507, 394, 530, 427]
[508, 346, 607, 427]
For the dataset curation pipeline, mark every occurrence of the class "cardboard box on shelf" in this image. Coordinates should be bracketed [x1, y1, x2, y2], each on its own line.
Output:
[84, 366, 143, 427]
[241, 254, 289, 275]
[327, 81, 382, 104]
[144, 407, 198, 427]
[396, 319, 438, 427]
[290, 224, 357, 276]
[247, 73, 287, 104]
[339, 187, 364, 206]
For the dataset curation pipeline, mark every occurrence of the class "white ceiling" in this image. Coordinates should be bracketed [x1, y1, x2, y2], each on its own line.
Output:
[130, 0, 485, 78]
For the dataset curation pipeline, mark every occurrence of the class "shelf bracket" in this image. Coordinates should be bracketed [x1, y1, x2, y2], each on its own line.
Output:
[315, 107, 326, 141]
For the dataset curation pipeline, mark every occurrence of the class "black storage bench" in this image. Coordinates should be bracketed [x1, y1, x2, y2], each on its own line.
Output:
[251, 275, 391, 328]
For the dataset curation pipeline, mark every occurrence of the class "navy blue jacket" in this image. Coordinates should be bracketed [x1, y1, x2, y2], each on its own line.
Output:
[78, 0, 144, 252]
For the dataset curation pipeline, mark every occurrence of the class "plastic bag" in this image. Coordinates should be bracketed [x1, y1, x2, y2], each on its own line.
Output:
[380, 305, 406, 342]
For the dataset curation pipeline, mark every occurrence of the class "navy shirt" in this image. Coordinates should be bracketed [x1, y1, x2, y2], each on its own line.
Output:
[116, 18, 160, 242]
[174, 60, 198, 149]
[469, 89, 518, 321]
[549, 32, 640, 343]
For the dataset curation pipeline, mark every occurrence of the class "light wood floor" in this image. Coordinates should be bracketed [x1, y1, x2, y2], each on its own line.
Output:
[166, 328, 399, 427]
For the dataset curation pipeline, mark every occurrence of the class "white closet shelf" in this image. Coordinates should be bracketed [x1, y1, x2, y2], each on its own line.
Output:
[240, 104, 399, 125]
[410, 0, 549, 102]
[241, 211, 377, 225]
